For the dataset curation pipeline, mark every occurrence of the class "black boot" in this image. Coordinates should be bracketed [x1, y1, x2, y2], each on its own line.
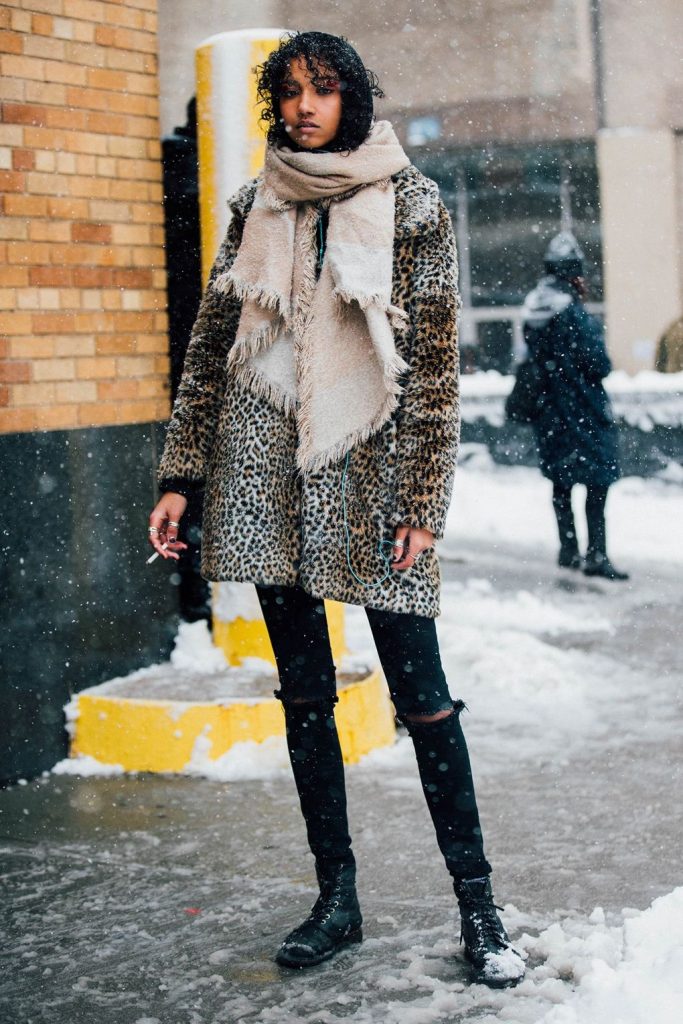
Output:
[454, 877, 525, 988]
[583, 551, 629, 580]
[584, 485, 628, 580]
[403, 701, 492, 880]
[276, 695, 361, 968]
[553, 483, 580, 569]
[276, 861, 363, 968]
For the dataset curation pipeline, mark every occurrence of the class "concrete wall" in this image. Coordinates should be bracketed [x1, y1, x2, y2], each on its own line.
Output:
[596, 0, 683, 370]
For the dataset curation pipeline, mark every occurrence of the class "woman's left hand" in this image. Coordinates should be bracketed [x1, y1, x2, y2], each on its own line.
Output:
[391, 524, 434, 571]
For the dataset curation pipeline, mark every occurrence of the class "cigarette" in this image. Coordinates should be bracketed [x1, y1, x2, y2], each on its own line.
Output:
[146, 542, 168, 565]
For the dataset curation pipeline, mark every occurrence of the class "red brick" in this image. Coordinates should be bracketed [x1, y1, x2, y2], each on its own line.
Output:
[44, 106, 89, 130]
[71, 266, 113, 287]
[11, 148, 35, 171]
[0, 407, 37, 430]
[47, 196, 89, 219]
[112, 268, 153, 288]
[0, 102, 48, 126]
[71, 221, 112, 243]
[29, 266, 73, 287]
[97, 379, 140, 400]
[0, 30, 23, 54]
[1, 265, 29, 286]
[4, 193, 48, 217]
[0, 170, 25, 192]
[31, 13, 54, 36]
[0, 361, 30, 383]
[95, 334, 135, 355]
[32, 312, 76, 334]
[85, 110, 127, 135]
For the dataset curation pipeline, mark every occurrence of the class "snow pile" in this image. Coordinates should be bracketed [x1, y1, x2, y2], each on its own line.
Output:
[169, 618, 228, 673]
[52, 753, 124, 777]
[184, 731, 289, 782]
[529, 889, 683, 1023]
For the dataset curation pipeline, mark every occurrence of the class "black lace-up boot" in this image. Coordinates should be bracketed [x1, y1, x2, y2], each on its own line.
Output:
[454, 877, 525, 988]
[275, 694, 362, 968]
[276, 861, 362, 968]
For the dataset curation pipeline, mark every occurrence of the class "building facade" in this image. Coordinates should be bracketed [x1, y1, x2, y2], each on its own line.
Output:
[1, 0, 681, 780]
[158, 0, 683, 372]
[1, 0, 175, 782]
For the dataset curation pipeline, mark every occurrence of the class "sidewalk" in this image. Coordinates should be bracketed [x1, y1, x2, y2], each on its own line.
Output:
[2, 528, 681, 1024]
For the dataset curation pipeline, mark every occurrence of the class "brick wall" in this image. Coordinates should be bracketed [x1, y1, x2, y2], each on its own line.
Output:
[0, 0, 169, 433]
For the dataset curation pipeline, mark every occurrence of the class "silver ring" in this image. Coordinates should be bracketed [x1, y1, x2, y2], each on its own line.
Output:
[167, 521, 180, 528]
[393, 540, 405, 548]
[148, 526, 159, 534]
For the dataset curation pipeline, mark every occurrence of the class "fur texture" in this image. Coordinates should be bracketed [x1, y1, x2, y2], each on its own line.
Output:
[158, 165, 460, 617]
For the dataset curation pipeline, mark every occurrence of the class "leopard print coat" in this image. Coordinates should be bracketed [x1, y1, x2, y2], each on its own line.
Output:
[158, 165, 460, 618]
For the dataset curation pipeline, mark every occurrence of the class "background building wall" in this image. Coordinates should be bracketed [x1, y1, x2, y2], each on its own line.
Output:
[157, 0, 683, 372]
[0, 0, 169, 434]
[596, 0, 683, 371]
[158, 0, 598, 142]
[0, 0, 177, 784]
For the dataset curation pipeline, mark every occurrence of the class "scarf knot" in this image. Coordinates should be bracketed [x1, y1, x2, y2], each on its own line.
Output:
[216, 120, 411, 473]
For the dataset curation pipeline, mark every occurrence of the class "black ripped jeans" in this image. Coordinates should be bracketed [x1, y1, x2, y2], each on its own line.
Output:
[256, 584, 492, 882]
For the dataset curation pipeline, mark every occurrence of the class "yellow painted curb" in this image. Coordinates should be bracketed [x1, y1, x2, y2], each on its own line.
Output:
[70, 669, 395, 773]
[213, 599, 347, 668]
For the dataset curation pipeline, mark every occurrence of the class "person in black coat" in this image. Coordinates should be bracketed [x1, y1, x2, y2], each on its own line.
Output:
[521, 232, 628, 580]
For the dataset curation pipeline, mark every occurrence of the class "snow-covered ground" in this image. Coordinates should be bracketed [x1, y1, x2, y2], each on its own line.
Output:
[5, 455, 682, 1023]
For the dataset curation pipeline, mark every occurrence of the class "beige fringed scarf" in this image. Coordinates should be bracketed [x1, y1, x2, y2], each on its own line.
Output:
[215, 120, 411, 473]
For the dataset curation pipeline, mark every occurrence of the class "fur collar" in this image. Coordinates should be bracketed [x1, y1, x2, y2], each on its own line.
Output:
[228, 165, 441, 241]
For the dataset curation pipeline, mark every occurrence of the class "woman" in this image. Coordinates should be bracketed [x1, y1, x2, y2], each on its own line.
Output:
[522, 232, 628, 580]
[149, 32, 525, 987]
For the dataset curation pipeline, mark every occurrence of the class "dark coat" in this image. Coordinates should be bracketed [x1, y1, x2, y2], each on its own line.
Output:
[158, 166, 460, 618]
[523, 278, 620, 488]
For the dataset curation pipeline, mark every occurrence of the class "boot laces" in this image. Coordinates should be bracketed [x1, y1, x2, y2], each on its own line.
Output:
[309, 878, 343, 926]
[460, 898, 507, 949]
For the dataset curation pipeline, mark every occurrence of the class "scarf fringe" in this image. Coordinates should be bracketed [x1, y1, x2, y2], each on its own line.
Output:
[214, 269, 289, 320]
[383, 351, 410, 392]
[331, 290, 409, 334]
[227, 321, 281, 366]
[290, 205, 320, 339]
[230, 362, 298, 417]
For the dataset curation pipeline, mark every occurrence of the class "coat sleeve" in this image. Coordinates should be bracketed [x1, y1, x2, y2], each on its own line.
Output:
[157, 212, 245, 494]
[574, 308, 612, 382]
[390, 200, 460, 540]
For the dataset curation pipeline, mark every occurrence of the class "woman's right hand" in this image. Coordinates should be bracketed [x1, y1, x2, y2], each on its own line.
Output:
[148, 492, 189, 560]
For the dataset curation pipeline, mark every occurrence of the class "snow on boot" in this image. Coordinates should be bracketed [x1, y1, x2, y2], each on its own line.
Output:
[583, 552, 629, 580]
[454, 877, 525, 988]
[276, 862, 362, 969]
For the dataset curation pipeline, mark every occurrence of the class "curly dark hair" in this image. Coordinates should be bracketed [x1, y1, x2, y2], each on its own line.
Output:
[255, 32, 384, 153]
